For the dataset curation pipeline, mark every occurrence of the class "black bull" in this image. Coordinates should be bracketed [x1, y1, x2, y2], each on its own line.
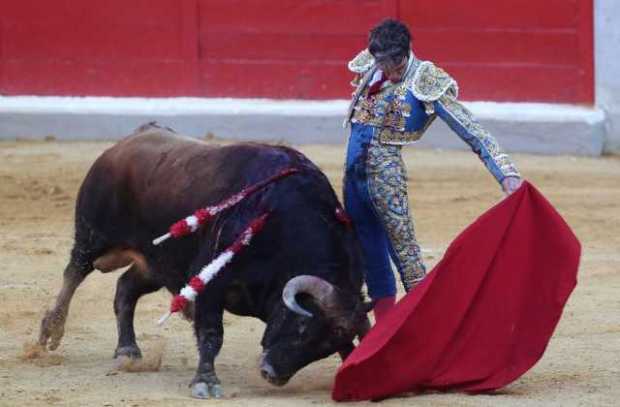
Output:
[38, 124, 371, 398]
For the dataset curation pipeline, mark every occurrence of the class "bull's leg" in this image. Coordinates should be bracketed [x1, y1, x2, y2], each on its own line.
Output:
[38, 259, 92, 350]
[113, 265, 161, 359]
[191, 301, 225, 399]
[38, 220, 109, 350]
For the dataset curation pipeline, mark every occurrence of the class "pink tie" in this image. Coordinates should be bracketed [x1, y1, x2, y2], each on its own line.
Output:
[367, 73, 388, 96]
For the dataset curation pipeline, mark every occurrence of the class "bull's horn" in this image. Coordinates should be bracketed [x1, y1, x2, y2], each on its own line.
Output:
[282, 275, 339, 318]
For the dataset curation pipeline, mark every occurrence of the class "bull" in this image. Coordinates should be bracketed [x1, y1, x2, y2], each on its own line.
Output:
[37, 123, 371, 398]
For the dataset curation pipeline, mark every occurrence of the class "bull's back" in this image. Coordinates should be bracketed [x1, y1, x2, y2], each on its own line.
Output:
[76, 125, 302, 247]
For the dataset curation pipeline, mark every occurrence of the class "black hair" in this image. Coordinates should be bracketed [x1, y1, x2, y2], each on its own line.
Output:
[368, 19, 411, 62]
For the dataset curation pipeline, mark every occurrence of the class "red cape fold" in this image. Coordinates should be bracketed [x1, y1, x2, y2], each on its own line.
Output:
[332, 181, 580, 401]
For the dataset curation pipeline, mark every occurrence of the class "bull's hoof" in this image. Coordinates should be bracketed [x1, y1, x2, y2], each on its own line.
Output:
[191, 382, 223, 399]
[114, 345, 142, 359]
[38, 309, 66, 351]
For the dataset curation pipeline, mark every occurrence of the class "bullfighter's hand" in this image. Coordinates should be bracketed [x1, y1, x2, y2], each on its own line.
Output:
[501, 176, 523, 196]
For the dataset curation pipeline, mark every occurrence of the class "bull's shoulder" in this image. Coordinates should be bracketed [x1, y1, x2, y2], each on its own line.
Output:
[100, 128, 212, 167]
[132, 121, 177, 135]
[88, 129, 212, 186]
[122, 125, 202, 148]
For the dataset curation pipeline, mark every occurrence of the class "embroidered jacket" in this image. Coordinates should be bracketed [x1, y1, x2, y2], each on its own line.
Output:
[344, 49, 520, 183]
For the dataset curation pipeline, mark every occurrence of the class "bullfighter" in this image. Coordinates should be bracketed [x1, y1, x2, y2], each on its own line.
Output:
[343, 19, 523, 321]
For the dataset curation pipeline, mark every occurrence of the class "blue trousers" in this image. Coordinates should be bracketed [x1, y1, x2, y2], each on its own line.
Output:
[343, 124, 426, 299]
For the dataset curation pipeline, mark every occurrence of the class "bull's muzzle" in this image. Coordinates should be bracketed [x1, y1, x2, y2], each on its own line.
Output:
[259, 352, 290, 387]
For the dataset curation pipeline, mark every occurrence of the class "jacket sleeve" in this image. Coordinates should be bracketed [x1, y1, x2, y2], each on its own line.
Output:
[409, 61, 520, 184]
[433, 92, 521, 184]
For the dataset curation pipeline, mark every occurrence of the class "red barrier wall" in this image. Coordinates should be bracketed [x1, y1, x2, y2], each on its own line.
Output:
[0, 0, 593, 103]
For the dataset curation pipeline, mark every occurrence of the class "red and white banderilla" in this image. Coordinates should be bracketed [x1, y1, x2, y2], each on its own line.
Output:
[158, 213, 269, 325]
[152, 168, 298, 245]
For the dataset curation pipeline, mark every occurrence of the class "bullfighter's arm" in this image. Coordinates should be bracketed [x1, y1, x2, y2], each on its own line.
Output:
[433, 94, 521, 184]
[409, 61, 520, 185]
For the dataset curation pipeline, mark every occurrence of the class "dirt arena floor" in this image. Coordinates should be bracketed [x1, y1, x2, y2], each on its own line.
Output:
[1, 138, 619, 406]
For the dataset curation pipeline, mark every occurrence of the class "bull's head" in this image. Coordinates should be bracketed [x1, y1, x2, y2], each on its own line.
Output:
[259, 275, 371, 386]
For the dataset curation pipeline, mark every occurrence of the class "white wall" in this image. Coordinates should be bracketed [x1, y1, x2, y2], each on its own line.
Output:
[596, 0, 620, 153]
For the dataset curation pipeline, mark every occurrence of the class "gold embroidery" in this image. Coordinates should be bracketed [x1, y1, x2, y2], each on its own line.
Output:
[350, 59, 454, 144]
[351, 82, 413, 133]
[377, 128, 423, 145]
[348, 49, 375, 74]
[438, 94, 521, 178]
[410, 61, 459, 102]
[366, 135, 426, 290]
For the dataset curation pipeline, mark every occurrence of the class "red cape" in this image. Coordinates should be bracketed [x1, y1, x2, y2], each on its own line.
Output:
[333, 182, 580, 401]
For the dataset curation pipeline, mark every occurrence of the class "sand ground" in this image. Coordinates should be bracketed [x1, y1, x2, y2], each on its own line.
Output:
[0, 139, 619, 406]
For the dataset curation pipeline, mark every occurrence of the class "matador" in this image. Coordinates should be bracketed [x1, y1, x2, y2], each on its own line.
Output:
[343, 19, 523, 321]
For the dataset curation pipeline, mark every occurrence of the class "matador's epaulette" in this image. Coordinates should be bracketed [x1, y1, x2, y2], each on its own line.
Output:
[409, 61, 459, 102]
[348, 49, 375, 74]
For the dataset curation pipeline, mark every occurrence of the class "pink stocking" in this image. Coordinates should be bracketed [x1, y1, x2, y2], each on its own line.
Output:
[373, 295, 396, 322]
